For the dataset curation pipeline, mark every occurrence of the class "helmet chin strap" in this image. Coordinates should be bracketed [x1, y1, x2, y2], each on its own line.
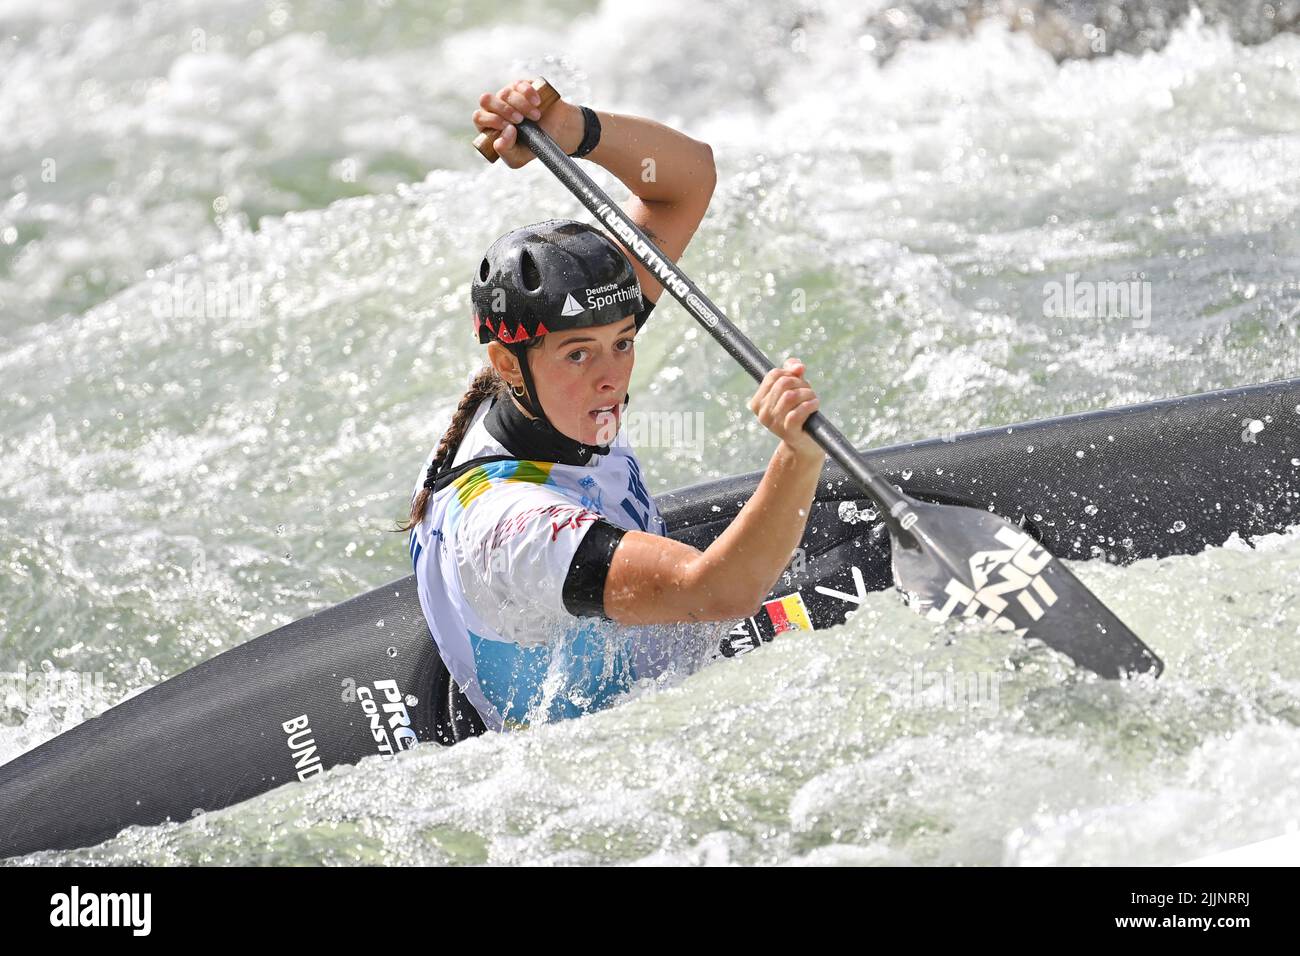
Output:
[509, 342, 547, 422]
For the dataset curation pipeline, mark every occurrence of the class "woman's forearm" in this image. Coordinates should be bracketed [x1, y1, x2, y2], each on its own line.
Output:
[603, 443, 825, 626]
[685, 444, 825, 617]
[552, 102, 714, 205]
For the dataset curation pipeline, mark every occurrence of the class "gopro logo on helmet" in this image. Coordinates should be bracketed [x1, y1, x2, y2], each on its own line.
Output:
[561, 293, 584, 316]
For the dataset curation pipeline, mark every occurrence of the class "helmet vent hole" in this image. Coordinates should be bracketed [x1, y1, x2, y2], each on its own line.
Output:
[478, 257, 490, 282]
[520, 251, 543, 292]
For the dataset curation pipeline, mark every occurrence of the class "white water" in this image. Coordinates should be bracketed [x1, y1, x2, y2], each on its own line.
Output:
[2, 1, 1299, 864]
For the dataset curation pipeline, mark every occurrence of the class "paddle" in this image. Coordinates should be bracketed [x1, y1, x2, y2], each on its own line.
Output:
[472, 80, 1163, 680]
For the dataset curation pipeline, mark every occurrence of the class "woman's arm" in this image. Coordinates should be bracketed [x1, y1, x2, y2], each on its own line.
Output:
[474, 80, 716, 304]
[603, 359, 826, 626]
[604, 444, 823, 625]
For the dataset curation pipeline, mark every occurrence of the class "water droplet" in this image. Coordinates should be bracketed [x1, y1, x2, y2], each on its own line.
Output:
[386, 646, 397, 657]
[1084, 504, 1098, 515]
[1169, 520, 1186, 533]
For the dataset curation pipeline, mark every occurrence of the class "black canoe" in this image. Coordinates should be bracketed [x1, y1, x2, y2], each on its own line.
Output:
[2, 377, 1298, 859]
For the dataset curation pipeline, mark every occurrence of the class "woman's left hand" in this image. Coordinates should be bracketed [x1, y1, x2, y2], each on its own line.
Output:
[473, 78, 578, 169]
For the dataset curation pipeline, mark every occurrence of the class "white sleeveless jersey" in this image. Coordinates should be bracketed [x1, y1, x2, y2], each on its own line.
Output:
[409, 396, 725, 731]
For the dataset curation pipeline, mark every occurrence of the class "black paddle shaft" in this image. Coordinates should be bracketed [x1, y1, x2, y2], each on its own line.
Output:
[512, 119, 916, 540]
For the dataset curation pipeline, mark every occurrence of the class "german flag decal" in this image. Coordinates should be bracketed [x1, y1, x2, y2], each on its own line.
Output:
[762, 592, 813, 633]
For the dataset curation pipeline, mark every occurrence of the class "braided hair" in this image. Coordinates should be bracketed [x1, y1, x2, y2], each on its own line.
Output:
[395, 331, 548, 534]
[395, 365, 505, 534]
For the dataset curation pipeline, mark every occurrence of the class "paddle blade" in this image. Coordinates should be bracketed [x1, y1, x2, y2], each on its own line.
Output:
[889, 500, 1163, 679]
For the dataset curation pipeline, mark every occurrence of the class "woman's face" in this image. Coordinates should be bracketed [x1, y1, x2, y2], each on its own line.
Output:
[505, 316, 638, 446]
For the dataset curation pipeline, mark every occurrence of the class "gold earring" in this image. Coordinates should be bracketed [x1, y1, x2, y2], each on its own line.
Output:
[512, 383, 525, 397]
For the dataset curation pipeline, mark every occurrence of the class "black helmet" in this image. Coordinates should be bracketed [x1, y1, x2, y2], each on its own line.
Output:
[471, 219, 644, 345]
[470, 219, 645, 427]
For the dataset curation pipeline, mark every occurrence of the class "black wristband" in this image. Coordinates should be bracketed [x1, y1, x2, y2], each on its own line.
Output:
[570, 105, 602, 159]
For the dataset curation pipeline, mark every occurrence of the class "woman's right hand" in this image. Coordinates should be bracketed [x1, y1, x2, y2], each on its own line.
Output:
[748, 358, 825, 463]
[473, 78, 578, 169]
